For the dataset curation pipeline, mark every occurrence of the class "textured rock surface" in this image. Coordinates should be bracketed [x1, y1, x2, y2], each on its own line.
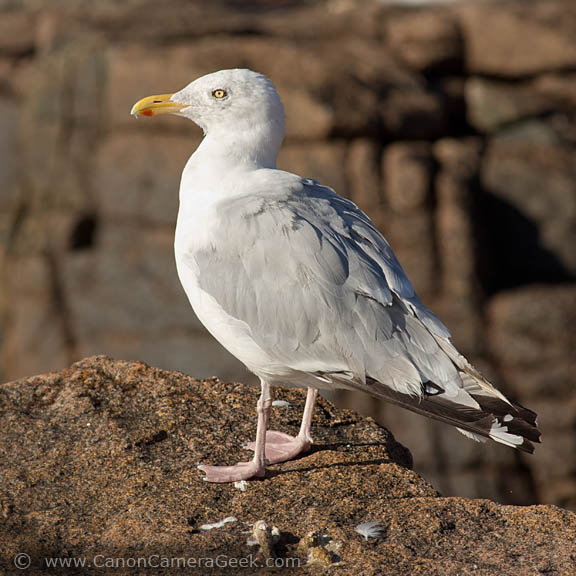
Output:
[0, 0, 574, 511]
[458, 1, 576, 77]
[1, 356, 576, 575]
[482, 142, 576, 283]
[488, 285, 576, 510]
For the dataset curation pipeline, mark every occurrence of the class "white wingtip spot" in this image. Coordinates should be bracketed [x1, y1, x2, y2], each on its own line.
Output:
[489, 419, 524, 447]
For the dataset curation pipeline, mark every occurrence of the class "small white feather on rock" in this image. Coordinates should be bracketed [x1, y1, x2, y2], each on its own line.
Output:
[355, 521, 385, 541]
[234, 480, 248, 492]
[272, 400, 291, 408]
[199, 516, 238, 531]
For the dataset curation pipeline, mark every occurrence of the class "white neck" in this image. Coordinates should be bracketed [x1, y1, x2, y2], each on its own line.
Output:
[187, 116, 282, 172]
[178, 115, 285, 214]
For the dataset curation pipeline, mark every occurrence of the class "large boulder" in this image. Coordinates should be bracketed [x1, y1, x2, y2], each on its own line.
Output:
[1, 356, 575, 574]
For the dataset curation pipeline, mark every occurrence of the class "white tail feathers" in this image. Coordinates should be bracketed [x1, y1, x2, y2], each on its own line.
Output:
[456, 428, 487, 443]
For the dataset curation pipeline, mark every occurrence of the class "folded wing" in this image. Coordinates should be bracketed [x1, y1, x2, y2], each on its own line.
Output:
[187, 175, 540, 452]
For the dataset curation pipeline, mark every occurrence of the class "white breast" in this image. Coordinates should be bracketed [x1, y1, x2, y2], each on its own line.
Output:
[174, 201, 292, 381]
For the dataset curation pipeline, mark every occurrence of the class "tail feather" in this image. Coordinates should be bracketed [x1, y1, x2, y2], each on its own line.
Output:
[456, 428, 487, 442]
[470, 390, 540, 444]
[319, 333, 540, 453]
[362, 373, 540, 454]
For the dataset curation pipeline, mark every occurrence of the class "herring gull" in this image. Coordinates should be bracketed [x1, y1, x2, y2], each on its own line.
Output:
[131, 69, 540, 483]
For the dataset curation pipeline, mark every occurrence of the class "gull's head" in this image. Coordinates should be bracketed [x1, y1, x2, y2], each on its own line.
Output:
[130, 69, 285, 136]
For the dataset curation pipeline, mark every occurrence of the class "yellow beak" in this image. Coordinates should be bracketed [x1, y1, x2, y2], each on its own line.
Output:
[130, 93, 186, 117]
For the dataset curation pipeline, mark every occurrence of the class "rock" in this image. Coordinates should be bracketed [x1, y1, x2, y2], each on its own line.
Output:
[0, 8, 34, 56]
[0, 57, 15, 90]
[493, 120, 561, 146]
[466, 76, 576, 134]
[95, 133, 196, 226]
[487, 284, 576, 509]
[466, 78, 555, 134]
[0, 98, 20, 213]
[1, 356, 576, 575]
[346, 138, 382, 214]
[459, 1, 576, 77]
[19, 39, 106, 216]
[3, 211, 78, 258]
[88, 0, 382, 44]
[379, 84, 451, 140]
[433, 138, 483, 354]
[487, 284, 575, 370]
[383, 141, 433, 214]
[281, 87, 335, 141]
[61, 224, 195, 337]
[481, 142, 576, 284]
[1, 256, 70, 380]
[91, 1, 263, 42]
[256, 0, 384, 41]
[278, 141, 348, 197]
[304, 37, 400, 137]
[382, 142, 436, 299]
[536, 73, 576, 107]
[385, 9, 463, 74]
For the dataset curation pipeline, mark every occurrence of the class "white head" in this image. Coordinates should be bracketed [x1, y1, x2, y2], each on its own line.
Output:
[131, 69, 286, 167]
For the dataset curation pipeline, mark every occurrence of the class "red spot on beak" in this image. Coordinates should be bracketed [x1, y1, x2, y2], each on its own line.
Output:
[141, 109, 154, 117]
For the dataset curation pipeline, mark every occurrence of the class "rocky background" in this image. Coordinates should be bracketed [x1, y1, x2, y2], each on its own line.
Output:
[0, 0, 574, 511]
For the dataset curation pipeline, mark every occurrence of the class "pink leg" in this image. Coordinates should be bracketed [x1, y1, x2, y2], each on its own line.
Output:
[198, 379, 271, 483]
[245, 387, 318, 464]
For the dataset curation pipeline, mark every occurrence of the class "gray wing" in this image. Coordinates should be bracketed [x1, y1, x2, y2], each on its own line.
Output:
[189, 177, 540, 452]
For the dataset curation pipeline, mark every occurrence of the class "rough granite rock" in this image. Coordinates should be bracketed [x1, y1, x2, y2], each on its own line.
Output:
[1, 356, 575, 575]
[385, 9, 463, 74]
[482, 141, 576, 282]
[458, 0, 576, 77]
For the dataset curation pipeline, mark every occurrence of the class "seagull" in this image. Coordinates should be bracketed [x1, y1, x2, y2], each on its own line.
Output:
[131, 69, 540, 483]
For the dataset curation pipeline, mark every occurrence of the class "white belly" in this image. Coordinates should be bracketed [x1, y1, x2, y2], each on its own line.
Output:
[174, 210, 292, 382]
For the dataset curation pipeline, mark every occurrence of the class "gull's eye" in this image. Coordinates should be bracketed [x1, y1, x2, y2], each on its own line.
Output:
[212, 89, 227, 99]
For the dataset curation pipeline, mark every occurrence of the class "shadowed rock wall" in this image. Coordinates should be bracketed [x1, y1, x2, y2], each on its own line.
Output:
[0, 0, 574, 509]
